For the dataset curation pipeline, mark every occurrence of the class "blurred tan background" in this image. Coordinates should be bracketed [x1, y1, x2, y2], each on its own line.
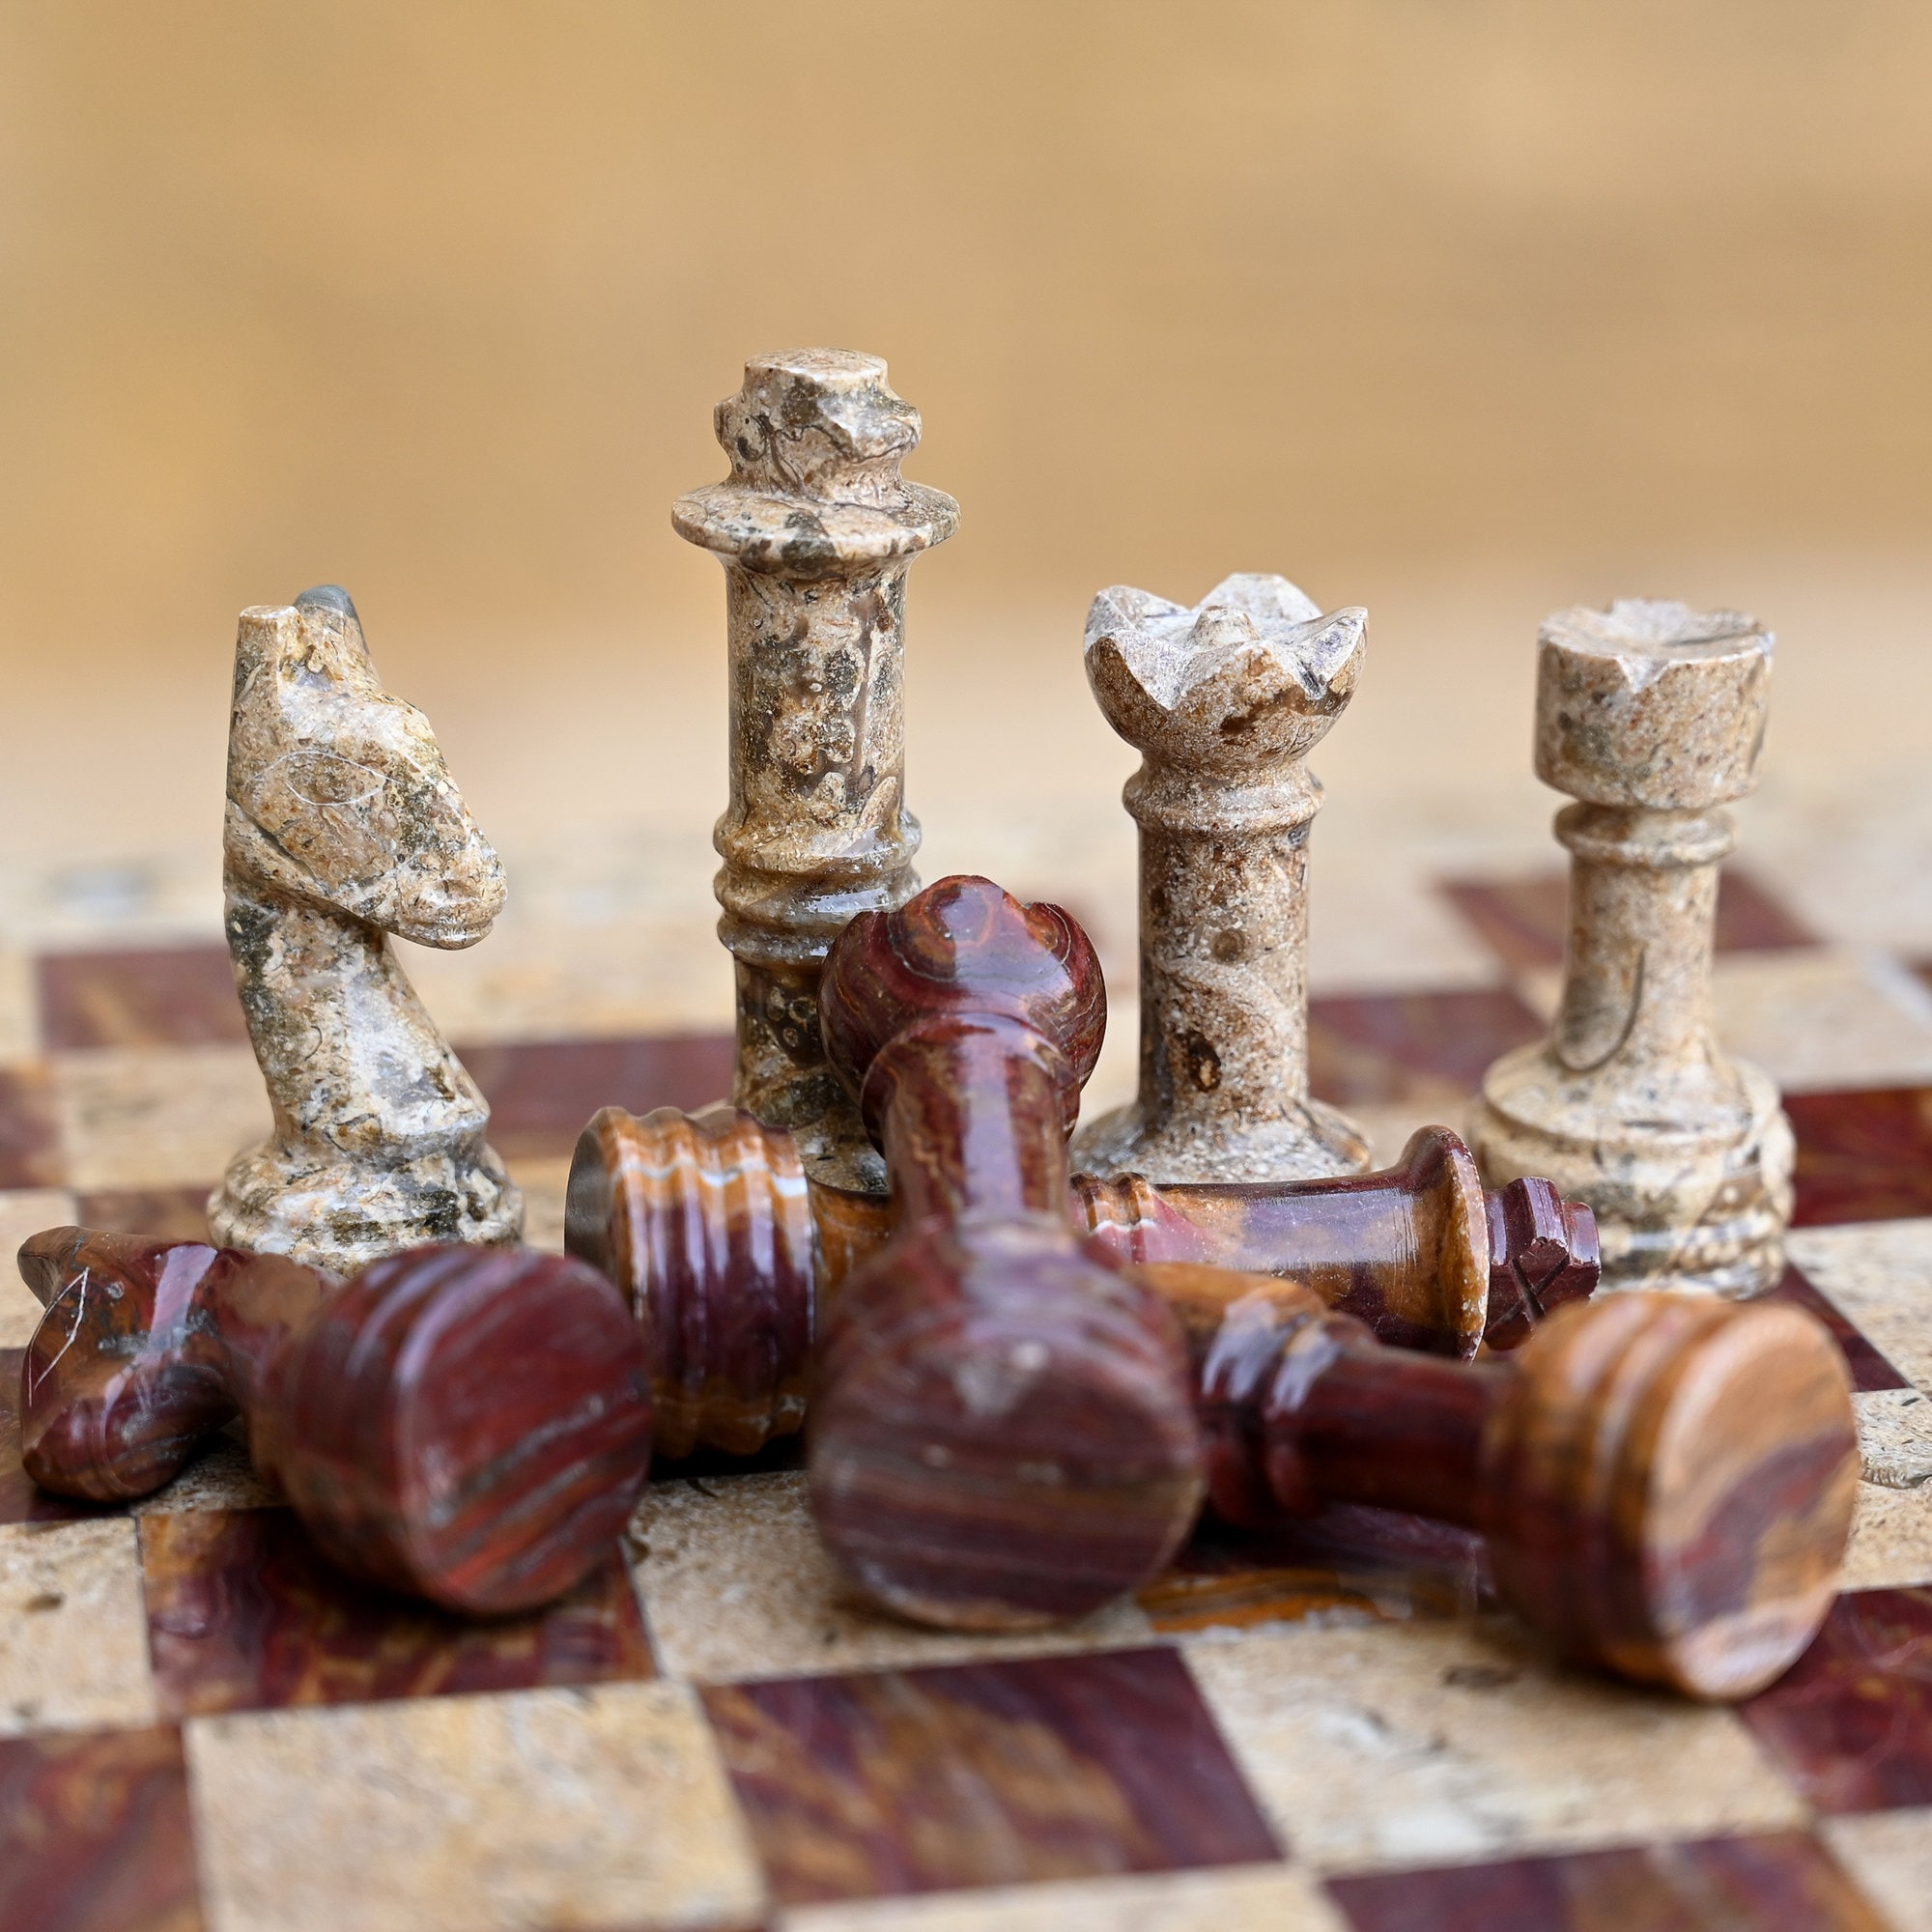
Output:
[2, 1, 1929, 969]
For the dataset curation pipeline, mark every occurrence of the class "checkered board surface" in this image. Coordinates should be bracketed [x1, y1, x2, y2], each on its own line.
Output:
[5, 862, 1932, 1932]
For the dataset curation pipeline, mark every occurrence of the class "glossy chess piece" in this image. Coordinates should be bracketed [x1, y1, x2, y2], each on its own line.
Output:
[1168, 1264, 1857, 1699]
[208, 585, 522, 1270]
[1068, 575, 1372, 1184]
[1468, 600, 1795, 1295]
[809, 876, 1206, 1630]
[16, 1230, 650, 1613]
[674, 350, 958, 1192]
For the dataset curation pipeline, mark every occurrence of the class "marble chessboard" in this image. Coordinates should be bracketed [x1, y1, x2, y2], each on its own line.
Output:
[4, 857, 1932, 1932]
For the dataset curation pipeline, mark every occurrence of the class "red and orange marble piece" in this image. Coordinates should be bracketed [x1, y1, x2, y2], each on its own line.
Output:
[0, 1065, 64, 1191]
[0, 1725, 203, 1932]
[1322, 1830, 1886, 1932]
[1141, 1502, 1492, 1635]
[1307, 989, 1544, 1107]
[140, 1507, 654, 1718]
[1762, 1267, 1909, 1392]
[1740, 1587, 1932, 1815]
[0, 1349, 114, 1527]
[456, 1033, 735, 1158]
[700, 1648, 1280, 1905]
[37, 945, 245, 1052]
[1437, 867, 1816, 973]
[1787, 1087, 1932, 1227]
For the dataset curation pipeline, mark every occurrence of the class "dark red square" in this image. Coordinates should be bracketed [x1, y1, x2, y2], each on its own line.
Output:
[701, 1647, 1280, 1904]
[0, 1065, 64, 1190]
[38, 945, 245, 1050]
[71, 1189, 212, 1245]
[0, 1725, 203, 1932]
[140, 1506, 655, 1717]
[1741, 1587, 1932, 1814]
[1787, 1087, 1932, 1227]
[457, 1033, 737, 1157]
[1438, 867, 1815, 973]
[1308, 989, 1546, 1107]
[1324, 1830, 1884, 1932]
[1761, 1266, 1909, 1392]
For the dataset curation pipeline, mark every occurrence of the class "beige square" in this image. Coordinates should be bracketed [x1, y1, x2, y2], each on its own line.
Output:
[779, 1862, 1343, 1932]
[0, 950, 41, 1063]
[1857, 1386, 1932, 1491]
[130, 1431, 282, 1516]
[1822, 1808, 1932, 1932]
[633, 1471, 1152, 1683]
[503, 1153, 571, 1255]
[1788, 1220, 1932, 1397]
[1306, 867, 1501, 997]
[186, 1679, 766, 1932]
[0, 1186, 78, 1344]
[0, 1519, 157, 1736]
[1843, 1480, 1932, 1592]
[1184, 1617, 1804, 1874]
[51, 1044, 269, 1191]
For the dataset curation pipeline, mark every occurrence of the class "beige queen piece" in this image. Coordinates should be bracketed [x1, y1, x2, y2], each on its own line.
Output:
[1468, 598, 1794, 1297]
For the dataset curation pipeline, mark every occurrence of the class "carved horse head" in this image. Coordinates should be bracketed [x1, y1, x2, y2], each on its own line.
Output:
[225, 586, 504, 949]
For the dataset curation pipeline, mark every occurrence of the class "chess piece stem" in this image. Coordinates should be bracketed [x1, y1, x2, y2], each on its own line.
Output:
[16, 1230, 651, 1613]
[209, 586, 521, 1269]
[810, 877, 1205, 1630]
[568, 1104, 1601, 1455]
[674, 350, 957, 1192]
[1164, 1264, 1856, 1699]
[1069, 575, 1371, 1184]
[1468, 602, 1795, 1295]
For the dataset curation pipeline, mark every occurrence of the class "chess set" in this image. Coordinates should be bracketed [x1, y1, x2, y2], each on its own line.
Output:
[3, 348, 1930, 1932]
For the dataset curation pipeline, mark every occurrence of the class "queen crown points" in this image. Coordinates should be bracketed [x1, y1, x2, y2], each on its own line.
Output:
[1085, 573, 1367, 763]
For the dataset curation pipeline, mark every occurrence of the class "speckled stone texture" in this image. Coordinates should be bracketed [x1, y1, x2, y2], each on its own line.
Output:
[1468, 600, 1794, 1296]
[207, 586, 521, 1269]
[674, 349, 958, 1192]
[1070, 575, 1371, 1185]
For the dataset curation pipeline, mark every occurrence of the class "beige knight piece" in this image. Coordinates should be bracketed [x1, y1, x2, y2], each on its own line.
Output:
[1068, 574, 1372, 1184]
[673, 348, 957, 1191]
[208, 585, 522, 1269]
[1468, 598, 1794, 1297]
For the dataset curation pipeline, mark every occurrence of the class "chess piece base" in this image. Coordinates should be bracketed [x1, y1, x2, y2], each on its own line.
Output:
[1071, 1093, 1370, 1186]
[209, 1141, 522, 1274]
[1468, 1048, 1792, 1298]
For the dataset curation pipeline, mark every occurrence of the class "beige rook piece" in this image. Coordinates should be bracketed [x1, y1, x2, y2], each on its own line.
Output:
[1069, 574, 1372, 1184]
[1468, 598, 1794, 1297]
[209, 585, 522, 1269]
[673, 349, 958, 1192]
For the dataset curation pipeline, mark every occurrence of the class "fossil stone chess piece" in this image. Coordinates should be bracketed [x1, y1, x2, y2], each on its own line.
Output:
[16, 1231, 650, 1613]
[1468, 600, 1794, 1296]
[1172, 1264, 1855, 1699]
[208, 586, 522, 1269]
[810, 876, 1206, 1630]
[674, 349, 957, 1193]
[1067, 574, 1371, 1185]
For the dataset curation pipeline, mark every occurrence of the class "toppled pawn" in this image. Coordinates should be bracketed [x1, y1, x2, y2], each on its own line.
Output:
[210, 586, 522, 1269]
[16, 1230, 650, 1613]
[1070, 574, 1371, 1185]
[810, 877, 1206, 1629]
[1167, 1265, 1856, 1699]
[1469, 600, 1794, 1295]
[568, 1102, 1600, 1463]
[674, 350, 958, 1191]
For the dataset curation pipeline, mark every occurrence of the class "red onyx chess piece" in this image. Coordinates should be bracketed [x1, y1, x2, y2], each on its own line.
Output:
[809, 877, 1206, 1630]
[566, 1104, 1600, 1461]
[1160, 1264, 1856, 1699]
[674, 350, 958, 1193]
[1069, 575, 1371, 1185]
[15, 1231, 651, 1613]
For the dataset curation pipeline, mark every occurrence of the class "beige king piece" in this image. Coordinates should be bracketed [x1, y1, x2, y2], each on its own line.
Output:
[1467, 598, 1794, 1297]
